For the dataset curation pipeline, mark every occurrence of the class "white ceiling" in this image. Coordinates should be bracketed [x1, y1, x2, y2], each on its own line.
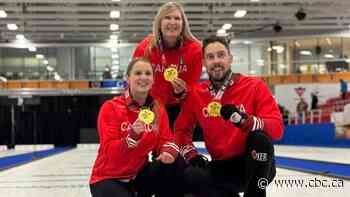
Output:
[1, 0, 350, 45]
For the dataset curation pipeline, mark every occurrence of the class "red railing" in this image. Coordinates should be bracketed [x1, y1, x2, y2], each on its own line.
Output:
[288, 97, 350, 125]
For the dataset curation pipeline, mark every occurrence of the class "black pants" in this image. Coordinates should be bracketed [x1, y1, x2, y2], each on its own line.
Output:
[166, 105, 181, 130]
[90, 156, 186, 197]
[90, 179, 135, 197]
[167, 105, 204, 141]
[184, 131, 276, 197]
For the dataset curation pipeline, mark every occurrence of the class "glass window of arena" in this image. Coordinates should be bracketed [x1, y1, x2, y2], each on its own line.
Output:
[1, 37, 350, 81]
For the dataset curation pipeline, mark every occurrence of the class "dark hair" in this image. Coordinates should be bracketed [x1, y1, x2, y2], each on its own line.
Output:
[202, 36, 230, 55]
[127, 57, 153, 76]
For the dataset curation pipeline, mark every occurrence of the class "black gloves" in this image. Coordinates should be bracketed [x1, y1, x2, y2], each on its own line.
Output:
[189, 154, 209, 168]
[220, 104, 247, 127]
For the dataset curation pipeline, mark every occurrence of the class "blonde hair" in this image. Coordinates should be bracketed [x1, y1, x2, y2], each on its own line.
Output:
[149, 2, 199, 50]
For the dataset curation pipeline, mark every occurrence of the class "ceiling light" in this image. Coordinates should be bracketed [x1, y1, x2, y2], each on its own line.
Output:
[276, 48, 284, 53]
[112, 54, 119, 59]
[324, 54, 334, 58]
[36, 54, 44, 59]
[222, 23, 232, 30]
[217, 29, 226, 34]
[234, 10, 247, 18]
[300, 50, 312, 56]
[0, 76, 7, 82]
[243, 41, 252, 45]
[250, 0, 260, 2]
[110, 24, 119, 31]
[7, 24, 18, 30]
[111, 0, 121, 1]
[46, 66, 54, 72]
[28, 47, 37, 52]
[279, 64, 287, 69]
[16, 34, 25, 40]
[110, 10, 120, 18]
[271, 45, 285, 53]
[272, 46, 284, 51]
[0, 10, 7, 18]
[43, 60, 49, 65]
[54, 72, 62, 81]
[216, 29, 227, 37]
[295, 8, 306, 21]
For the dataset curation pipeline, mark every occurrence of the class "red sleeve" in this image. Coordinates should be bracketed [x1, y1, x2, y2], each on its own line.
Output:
[174, 90, 199, 161]
[241, 80, 284, 140]
[154, 104, 179, 159]
[97, 101, 131, 157]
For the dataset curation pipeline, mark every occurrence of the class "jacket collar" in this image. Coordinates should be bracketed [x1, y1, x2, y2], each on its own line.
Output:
[124, 89, 154, 110]
[208, 72, 241, 93]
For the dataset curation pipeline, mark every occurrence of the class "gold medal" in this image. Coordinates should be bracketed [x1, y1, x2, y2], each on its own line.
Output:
[138, 109, 155, 125]
[207, 101, 222, 117]
[164, 66, 178, 82]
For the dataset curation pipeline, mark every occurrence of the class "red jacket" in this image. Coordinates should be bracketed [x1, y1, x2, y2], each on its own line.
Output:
[90, 91, 178, 184]
[175, 74, 284, 161]
[133, 35, 202, 106]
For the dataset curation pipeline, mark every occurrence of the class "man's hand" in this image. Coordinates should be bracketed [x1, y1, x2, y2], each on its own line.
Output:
[220, 104, 247, 127]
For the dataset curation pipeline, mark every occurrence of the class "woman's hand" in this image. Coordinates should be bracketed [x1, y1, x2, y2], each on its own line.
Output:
[156, 152, 175, 164]
[171, 78, 187, 95]
[131, 119, 145, 135]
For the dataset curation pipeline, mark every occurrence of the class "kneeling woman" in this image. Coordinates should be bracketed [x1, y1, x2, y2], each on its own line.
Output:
[89, 58, 185, 197]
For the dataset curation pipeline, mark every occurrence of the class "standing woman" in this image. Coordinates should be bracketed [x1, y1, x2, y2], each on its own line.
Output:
[133, 2, 202, 129]
[89, 58, 185, 197]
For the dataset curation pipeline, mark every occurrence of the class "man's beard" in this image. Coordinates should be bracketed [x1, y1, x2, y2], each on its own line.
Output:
[209, 65, 231, 84]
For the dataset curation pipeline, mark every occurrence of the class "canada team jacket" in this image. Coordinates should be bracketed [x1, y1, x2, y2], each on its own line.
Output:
[133, 35, 202, 106]
[175, 74, 284, 161]
[90, 92, 178, 184]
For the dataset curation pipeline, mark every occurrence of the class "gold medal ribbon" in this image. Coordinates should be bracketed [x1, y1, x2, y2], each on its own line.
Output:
[206, 71, 233, 117]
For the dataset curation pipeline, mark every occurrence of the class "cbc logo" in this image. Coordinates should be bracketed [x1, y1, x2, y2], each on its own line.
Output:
[257, 178, 268, 189]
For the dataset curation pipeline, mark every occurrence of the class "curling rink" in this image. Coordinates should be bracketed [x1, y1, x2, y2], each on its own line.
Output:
[0, 144, 349, 197]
